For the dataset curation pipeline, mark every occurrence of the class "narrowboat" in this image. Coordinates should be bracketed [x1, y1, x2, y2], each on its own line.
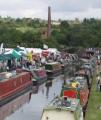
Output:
[61, 62, 69, 73]
[0, 70, 32, 107]
[95, 49, 101, 65]
[60, 60, 75, 76]
[81, 64, 94, 78]
[22, 67, 47, 85]
[61, 77, 89, 111]
[80, 49, 95, 60]
[41, 96, 83, 120]
[0, 91, 31, 120]
[96, 54, 101, 65]
[74, 69, 91, 89]
[32, 67, 47, 85]
[45, 62, 62, 78]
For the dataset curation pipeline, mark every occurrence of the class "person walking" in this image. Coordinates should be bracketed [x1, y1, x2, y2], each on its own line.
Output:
[96, 75, 100, 91]
[99, 78, 101, 91]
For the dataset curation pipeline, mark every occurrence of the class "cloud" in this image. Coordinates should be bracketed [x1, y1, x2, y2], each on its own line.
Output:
[50, 0, 101, 12]
[0, 0, 46, 11]
[91, 0, 101, 8]
[0, 0, 48, 18]
[51, 0, 91, 12]
[0, 0, 101, 19]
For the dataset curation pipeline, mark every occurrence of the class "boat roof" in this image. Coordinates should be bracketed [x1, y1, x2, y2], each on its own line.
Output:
[41, 110, 75, 120]
[44, 97, 80, 112]
[46, 62, 59, 65]
[23, 67, 44, 71]
[75, 70, 87, 75]
[64, 77, 87, 89]
[0, 71, 28, 83]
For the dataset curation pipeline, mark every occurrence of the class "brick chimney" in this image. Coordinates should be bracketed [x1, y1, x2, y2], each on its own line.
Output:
[47, 6, 51, 38]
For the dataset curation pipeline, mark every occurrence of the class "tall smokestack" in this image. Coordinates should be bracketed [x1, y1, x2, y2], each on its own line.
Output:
[47, 6, 51, 38]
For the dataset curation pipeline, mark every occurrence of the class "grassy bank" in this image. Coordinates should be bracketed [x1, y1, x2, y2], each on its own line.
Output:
[85, 73, 101, 120]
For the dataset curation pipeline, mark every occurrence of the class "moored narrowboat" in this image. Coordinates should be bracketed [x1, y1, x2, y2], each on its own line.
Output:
[41, 96, 83, 120]
[61, 77, 89, 110]
[61, 62, 69, 73]
[22, 67, 47, 85]
[0, 70, 32, 107]
[79, 49, 95, 60]
[81, 64, 93, 76]
[45, 62, 62, 78]
[32, 67, 47, 85]
[74, 69, 91, 89]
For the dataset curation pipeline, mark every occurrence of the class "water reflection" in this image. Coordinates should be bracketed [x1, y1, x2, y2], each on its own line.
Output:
[0, 91, 31, 120]
[32, 86, 39, 94]
[45, 81, 52, 99]
[4, 75, 63, 120]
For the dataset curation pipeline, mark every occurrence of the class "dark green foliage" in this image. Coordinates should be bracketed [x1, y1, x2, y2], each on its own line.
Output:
[52, 18, 101, 48]
[0, 17, 101, 48]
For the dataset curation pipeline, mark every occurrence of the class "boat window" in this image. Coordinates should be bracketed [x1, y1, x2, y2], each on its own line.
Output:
[64, 97, 67, 101]
[45, 65, 53, 70]
[62, 100, 71, 107]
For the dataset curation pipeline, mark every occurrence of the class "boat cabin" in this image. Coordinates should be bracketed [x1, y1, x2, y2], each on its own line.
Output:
[61, 77, 89, 108]
[74, 69, 91, 89]
[0, 70, 32, 106]
[45, 62, 62, 78]
[41, 97, 83, 120]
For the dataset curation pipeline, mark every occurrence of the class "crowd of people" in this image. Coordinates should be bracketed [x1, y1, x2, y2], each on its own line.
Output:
[0, 51, 72, 72]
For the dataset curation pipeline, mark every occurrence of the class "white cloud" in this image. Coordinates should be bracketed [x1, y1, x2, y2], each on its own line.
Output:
[51, 0, 91, 12]
[0, 0, 101, 19]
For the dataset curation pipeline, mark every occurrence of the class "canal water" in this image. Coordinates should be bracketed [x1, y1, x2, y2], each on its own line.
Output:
[1, 75, 66, 120]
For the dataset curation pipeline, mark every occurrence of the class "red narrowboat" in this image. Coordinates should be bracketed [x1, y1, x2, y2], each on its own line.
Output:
[0, 70, 32, 107]
[31, 67, 47, 85]
[21, 67, 47, 85]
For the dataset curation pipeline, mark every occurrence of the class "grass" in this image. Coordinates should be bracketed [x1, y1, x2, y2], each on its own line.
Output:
[85, 72, 101, 120]
[16, 27, 41, 33]
[16, 26, 60, 33]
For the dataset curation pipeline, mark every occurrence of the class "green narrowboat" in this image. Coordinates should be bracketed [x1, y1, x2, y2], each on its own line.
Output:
[45, 62, 62, 78]
[41, 96, 83, 120]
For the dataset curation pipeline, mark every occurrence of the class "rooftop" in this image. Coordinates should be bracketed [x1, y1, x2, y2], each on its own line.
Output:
[44, 96, 80, 112]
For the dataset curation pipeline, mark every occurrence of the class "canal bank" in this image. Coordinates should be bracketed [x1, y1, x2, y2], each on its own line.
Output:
[85, 66, 101, 120]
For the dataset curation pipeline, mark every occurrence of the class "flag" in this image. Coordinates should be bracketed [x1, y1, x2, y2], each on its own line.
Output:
[0, 43, 4, 53]
[43, 44, 48, 49]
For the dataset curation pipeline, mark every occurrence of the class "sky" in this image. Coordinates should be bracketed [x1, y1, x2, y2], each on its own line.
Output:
[0, 0, 101, 20]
